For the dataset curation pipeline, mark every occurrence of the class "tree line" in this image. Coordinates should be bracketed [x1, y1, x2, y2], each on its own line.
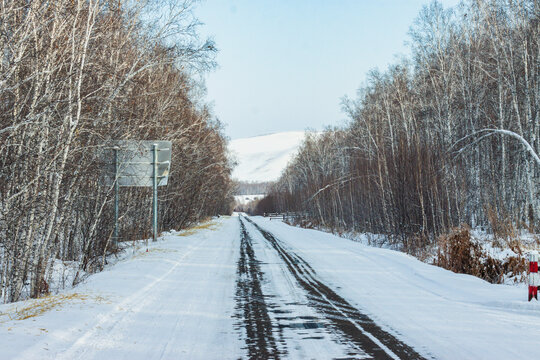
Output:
[0, 0, 234, 303]
[264, 0, 539, 252]
[235, 181, 272, 196]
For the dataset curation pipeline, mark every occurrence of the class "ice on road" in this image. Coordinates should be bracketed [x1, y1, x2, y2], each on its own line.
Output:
[1, 215, 539, 359]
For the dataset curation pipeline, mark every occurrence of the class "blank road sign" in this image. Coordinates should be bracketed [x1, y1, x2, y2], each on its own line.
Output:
[107, 140, 172, 187]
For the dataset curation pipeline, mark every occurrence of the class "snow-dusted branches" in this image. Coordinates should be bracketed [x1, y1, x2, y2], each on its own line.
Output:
[452, 129, 540, 167]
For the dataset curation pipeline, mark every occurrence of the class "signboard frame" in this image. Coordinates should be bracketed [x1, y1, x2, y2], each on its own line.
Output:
[108, 140, 173, 247]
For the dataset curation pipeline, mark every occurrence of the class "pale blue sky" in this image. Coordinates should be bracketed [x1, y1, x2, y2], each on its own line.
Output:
[194, 0, 460, 139]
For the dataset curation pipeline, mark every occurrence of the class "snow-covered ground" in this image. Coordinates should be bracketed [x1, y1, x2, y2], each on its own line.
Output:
[0, 218, 242, 360]
[1, 215, 539, 359]
[229, 131, 306, 182]
[249, 217, 540, 359]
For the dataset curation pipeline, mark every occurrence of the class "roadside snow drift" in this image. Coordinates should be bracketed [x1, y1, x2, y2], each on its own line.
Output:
[0, 218, 242, 360]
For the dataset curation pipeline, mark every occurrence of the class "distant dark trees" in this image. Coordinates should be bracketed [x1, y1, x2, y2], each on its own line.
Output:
[0, 0, 234, 302]
[235, 181, 273, 195]
[253, 195, 276, 216]
[269, 0, 539, 248]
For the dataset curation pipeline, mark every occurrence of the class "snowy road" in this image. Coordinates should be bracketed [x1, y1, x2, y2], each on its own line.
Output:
[236, 217, 422, 359]
[2, 215, 540, 359]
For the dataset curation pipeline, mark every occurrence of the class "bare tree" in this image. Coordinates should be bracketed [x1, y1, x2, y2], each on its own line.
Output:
[266, 0, 539, 252]
[0, 0, 234, 303]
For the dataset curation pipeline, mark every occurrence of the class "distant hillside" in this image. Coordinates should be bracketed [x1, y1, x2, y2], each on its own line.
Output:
[229, 131, 306, 182]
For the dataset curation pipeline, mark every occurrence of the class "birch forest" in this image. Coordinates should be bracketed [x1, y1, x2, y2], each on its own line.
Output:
[267, 0, 539, 251]
[0, 0, 234, 303]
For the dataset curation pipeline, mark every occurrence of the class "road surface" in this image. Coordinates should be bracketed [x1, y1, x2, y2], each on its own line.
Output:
[235, 216, 422, 359]
[1, 215, 539, 359]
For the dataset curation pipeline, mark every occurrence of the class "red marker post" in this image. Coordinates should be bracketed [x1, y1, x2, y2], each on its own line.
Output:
[529, 251, 539, 301]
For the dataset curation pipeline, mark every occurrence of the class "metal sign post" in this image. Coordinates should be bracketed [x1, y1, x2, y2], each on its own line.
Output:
[152, 144, 158, 243]
[114, 147, 120, 248]
[106, 140, 172, 251]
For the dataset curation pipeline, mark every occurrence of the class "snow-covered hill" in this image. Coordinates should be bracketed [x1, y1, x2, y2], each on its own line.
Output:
[229, 131, 306, 182]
